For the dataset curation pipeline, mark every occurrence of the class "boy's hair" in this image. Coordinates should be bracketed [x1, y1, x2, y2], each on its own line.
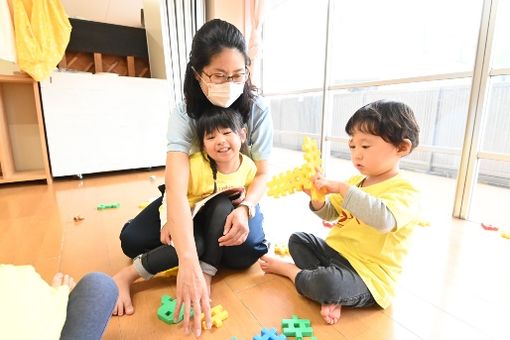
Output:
[345, 100, 420, 150]
[196, 107, 245, 193]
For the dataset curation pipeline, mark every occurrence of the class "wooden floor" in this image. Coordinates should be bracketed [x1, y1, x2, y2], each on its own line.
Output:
[1, 150, 510, 340]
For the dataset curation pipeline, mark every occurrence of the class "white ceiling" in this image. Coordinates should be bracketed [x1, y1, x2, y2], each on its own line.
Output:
[61, 0, 144, 27]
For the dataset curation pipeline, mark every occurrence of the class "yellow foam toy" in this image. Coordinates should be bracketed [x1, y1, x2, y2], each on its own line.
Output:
[200, 304, 228, 329]
[157, 266, 179, 278]
[267, 136, 325, 201]
[274, 243, 290, 256]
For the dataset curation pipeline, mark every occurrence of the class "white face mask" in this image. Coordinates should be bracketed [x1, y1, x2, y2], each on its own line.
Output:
[202, 81, 245, 108]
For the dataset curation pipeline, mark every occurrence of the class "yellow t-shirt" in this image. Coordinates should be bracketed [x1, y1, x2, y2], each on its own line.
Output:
[160, 152, 257, 226]
[187, 152, 257, 208]
[327, 174, 421, 308]
[0, 264, 69, 340]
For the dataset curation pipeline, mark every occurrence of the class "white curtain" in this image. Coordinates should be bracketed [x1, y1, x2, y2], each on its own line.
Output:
[246, 0, 267, 88]
[162, 0, 206, 104]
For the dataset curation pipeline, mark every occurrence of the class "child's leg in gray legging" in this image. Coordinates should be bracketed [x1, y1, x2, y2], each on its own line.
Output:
[60, 272, 118, 340]
[289, 232, 375, 307]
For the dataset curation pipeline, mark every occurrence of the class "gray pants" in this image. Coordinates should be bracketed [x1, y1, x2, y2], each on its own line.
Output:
[60, 272, 118, 340]
[290, 232, 377, 307]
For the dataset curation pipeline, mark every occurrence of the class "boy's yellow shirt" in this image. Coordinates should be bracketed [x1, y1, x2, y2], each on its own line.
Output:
[327, 174, 421, 308]
[0, 264, 69, 340]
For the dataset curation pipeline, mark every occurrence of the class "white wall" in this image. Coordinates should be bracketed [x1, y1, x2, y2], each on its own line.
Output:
[206, 0, 246, 34]
[61, 0, 144, 27]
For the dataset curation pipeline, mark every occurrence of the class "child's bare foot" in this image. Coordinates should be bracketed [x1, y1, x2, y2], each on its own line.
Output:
[320, 304, 342, 325]
[52, 272, 76, 290]
[258, 255, 300, 283]
[112, 265, 139, 316]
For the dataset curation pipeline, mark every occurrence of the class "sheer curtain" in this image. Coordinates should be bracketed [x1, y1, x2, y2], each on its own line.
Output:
[162, 0, 205, 105]
[246, 0, 267, 88]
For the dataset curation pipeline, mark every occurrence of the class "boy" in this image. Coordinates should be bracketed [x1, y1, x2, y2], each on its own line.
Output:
[260, 100, 422, 325]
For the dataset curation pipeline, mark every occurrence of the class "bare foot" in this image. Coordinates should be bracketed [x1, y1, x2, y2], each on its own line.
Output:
[112, 265, 140, 316]
[320, 304, 342, 325]
[52, 272, 76, 290]
[258, 255, 300, 283]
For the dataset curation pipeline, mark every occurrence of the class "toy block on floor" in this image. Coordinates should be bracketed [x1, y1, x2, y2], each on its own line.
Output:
[253, 327, 287, 340]
[157, 266, 178, 278]
[281, 315, 314, 340]
[157, 294, 192, 324]
[201, 304, 228, 329]
[97, 202, 120, 210]
[267, 137, 325, 201]
[274, 243, 290, 256]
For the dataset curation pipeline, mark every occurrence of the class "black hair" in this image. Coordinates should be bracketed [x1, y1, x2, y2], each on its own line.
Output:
[345, 100, 420, 151]
[183, 19, 257, 124]
[196, 107, 245, 193]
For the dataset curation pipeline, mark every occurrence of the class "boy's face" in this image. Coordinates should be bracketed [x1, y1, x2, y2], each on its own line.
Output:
[348, 130, 403, 182]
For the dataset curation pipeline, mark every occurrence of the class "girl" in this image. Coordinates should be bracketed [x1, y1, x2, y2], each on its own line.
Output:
[113, 107, 257, 320]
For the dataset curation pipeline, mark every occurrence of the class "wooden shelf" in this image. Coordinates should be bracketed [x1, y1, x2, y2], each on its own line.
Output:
[0, 170, 47, 184]
[0, 74, 52, 185]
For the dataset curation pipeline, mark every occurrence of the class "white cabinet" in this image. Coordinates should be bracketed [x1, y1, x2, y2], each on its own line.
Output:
[40, 72, 170, 177]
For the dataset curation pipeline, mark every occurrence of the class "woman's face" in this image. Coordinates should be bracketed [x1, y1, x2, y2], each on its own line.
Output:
[198, 48, 246, 94]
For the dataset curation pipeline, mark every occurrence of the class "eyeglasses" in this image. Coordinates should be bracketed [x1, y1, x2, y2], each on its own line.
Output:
[192, 66, 249, 84]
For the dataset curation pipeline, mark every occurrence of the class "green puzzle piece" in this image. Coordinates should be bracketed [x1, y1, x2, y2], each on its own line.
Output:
[157, 295, 193, 324]
[97, 202, 120, 210]
[282, 315, 314, 340]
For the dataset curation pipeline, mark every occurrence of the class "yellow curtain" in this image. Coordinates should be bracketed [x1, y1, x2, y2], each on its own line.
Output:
[12, 0, 71, 81]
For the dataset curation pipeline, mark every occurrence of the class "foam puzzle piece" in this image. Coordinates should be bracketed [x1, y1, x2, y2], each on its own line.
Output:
[157, 294, 192, 324]
[201, 304, 229, 329]
[281, 315, 314, 340]
[253, 327, 287, 340]
[267, 137, 325, 201]
[97, 202, 120, 210]
[274, 243, 290, 256]
[158, 266, 178, 278]
[138, 200, 150, 209]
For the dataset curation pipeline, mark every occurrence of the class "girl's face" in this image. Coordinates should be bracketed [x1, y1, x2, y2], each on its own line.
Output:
[348, 130, 408, 184]
[203, 126, 246, 172]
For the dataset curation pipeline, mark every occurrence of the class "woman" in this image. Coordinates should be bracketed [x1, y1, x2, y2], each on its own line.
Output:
[117, 19, 272, 336]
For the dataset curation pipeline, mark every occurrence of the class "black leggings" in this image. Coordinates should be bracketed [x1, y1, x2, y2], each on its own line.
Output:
[119, 187, 268, 275]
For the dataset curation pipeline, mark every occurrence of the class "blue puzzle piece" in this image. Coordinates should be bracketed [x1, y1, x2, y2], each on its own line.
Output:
[253, 327, 286, 340]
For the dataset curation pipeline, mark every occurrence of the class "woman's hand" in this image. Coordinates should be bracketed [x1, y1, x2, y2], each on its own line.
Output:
[173, 258, 211, 336]
[160, 223, 172, 245]
[218, 207, 250, 246]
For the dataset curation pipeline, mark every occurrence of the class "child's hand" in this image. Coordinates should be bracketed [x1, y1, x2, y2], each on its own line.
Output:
[312, 172, 339, 195]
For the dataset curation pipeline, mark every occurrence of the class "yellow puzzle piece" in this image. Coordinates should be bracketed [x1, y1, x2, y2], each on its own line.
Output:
[274, 243, 290, 256]
[267, 136, 325, 201]
[201, 304, 229, 329]
[157, 266, 179, 278]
